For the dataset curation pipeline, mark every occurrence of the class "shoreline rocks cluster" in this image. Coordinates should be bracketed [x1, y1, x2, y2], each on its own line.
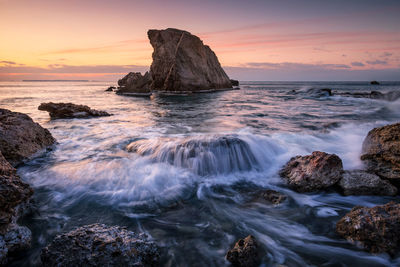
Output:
[298, 87, 400, 101]
[38, 102, 111, 119]
[115, 28, 239, 96]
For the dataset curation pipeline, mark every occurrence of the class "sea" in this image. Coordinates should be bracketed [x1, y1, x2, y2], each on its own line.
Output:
[1, 81, 400, 266]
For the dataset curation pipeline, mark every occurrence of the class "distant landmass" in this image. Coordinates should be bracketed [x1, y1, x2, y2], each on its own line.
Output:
[22, 80, 89, 82]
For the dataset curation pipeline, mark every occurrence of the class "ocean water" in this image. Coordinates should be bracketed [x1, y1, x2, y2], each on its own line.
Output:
[1, 81, 400, 266]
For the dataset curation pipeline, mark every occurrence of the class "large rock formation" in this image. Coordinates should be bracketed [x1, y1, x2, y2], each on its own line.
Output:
[39, 102, 111, 119]
[226, 235, 261, 267]
[0, 108, 55, 166]
[116, 72, 152, 95]
[336, 202, 400, 255]
[361, 123, 400, 180]
[41, 224, 160, 267]
[148, 28, 233, 93]
[339, 170, 397, 196]
[0, 152, 33, 265]
[280, 151, 343, 192]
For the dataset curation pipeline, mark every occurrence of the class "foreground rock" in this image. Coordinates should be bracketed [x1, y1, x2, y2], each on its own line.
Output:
[226, 235, 260, 267]
[116, 72, 152, 95]
[0, 108, 55, 166]
[0, 152, 33, 264]
[361, 123, 400, 180]
[339, 170, 397, 196]
[336, 202, 400, 255]
[148, 28, 232, 93]
[41, 224, 160, 267]
[280, 151, 343, 192]
[39, 102, 111, 119]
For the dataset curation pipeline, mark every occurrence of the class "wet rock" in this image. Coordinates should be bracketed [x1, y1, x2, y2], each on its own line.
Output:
[0, 109, 55, 166]
[105, 86, 116, 92]
[370, 80, 380, 85]
[41, 224, 160, 267]
[280, 151, 343, 192]
[148, 28, 232, 93]
[230, 79, 239, 86]
[116, 72, 152, 95]
[38, 102, 111, 119]
[361, 123, 400, 180]
[336, 202, 400, 255]
[335, 90, 400, 101]
[256, 189, 287, 204]
[305, 88, 332, 97]
[339, 170, 397, 196]
[226, 235, 260, 267]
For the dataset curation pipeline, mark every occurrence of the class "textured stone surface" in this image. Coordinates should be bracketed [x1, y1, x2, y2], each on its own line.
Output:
[39, 102, 111, 119]
[117, 72, 152, 95]
[41, 224, 160, 267]
[280, 151, 343, 192]
[361, 123, 400, 180]
[148, 28, 232, 92]
[339, 170, 397, 196]
[257, 189, 287, 204]
[336, 202, 400, 255]
[226, 235, 260, 267]
[0, 108, 55, 166]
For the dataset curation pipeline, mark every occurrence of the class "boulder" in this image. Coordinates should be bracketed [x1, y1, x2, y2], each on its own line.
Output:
[148, 28, 232, 93]
[116, 72, 152, 95]
[370, 81, 380, 85]
[41, 224, 160, 267]
[226, 235, 261, 267]
[38, 102, 111, 119]
[280, 151, 343, 192]
[336, 202, 400, 255]
[230, 79, 239, 86]
[0, 108, 55, 166]
[339, 170, 397, 196]
[361, 123, 400, 180]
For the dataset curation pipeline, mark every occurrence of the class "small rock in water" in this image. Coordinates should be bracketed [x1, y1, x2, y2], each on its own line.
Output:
[38, 102, 111, 119]
[280, 151, 343, 192]
[339, 170, 397, 196]
[230, 79, 239, 86]
[256, 189, 287, 204]
[105, 86, 116, 91]
[226, 235, 261, 267]
[370, 80, 380, 85]
[336, 202, 400, 255]
[361, 122, 400, 180]
[41, 223, 160, 267]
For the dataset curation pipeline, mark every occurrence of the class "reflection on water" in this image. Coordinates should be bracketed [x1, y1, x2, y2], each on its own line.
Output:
[1, 81, 400, 266]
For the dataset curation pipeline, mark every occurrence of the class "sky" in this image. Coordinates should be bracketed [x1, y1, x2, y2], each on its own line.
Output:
[1, 0, 400, 81]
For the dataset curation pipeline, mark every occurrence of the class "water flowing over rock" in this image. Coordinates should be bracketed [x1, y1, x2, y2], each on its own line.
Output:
[361, 123, 400, 180]
[116, 72, 152, 95]
[336, 202, 400, 255]
[38, 102, 111, 119]
[226, 235, 261, 267]
[41, 224, 160, 267]
[148, 28, 232, 93]
[126, 135, 259, 175]
[0, 108, 55, 166]
[339, 170, 397, 196]
[280, 151, 343, 192]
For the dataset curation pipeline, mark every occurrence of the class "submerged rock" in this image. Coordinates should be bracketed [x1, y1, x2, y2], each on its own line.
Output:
[336, 202, 400, 255]
[361, 123, 400, 180]
[280, 151, 343, 192]
[116, 72, 152, 95]
[339, 170, 397, 196]
[38, 102, 111, 119]
[148, 28, 232, 93]
[226, 235, 261, 267]
[41, 224, 160, 267]
[0, 108, 55, 166]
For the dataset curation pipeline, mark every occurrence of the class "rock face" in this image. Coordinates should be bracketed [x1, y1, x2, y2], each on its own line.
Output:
[38, 102, 111, 119]
[0, 152, 33, 265]
[116, 72, 152, 95]
[226, 235, 260, 267]
[0, 108, 55, 166]
[41, 224, 160, 267]
[336, 202, 400, 255]
[148, 28, 232, 93]
[361, 123, 400, 180]
[280, 151, 343, 192]
[339, 170, 397, 196]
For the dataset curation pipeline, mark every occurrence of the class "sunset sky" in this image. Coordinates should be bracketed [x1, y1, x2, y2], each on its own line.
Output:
[1, 0, 400, 81]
